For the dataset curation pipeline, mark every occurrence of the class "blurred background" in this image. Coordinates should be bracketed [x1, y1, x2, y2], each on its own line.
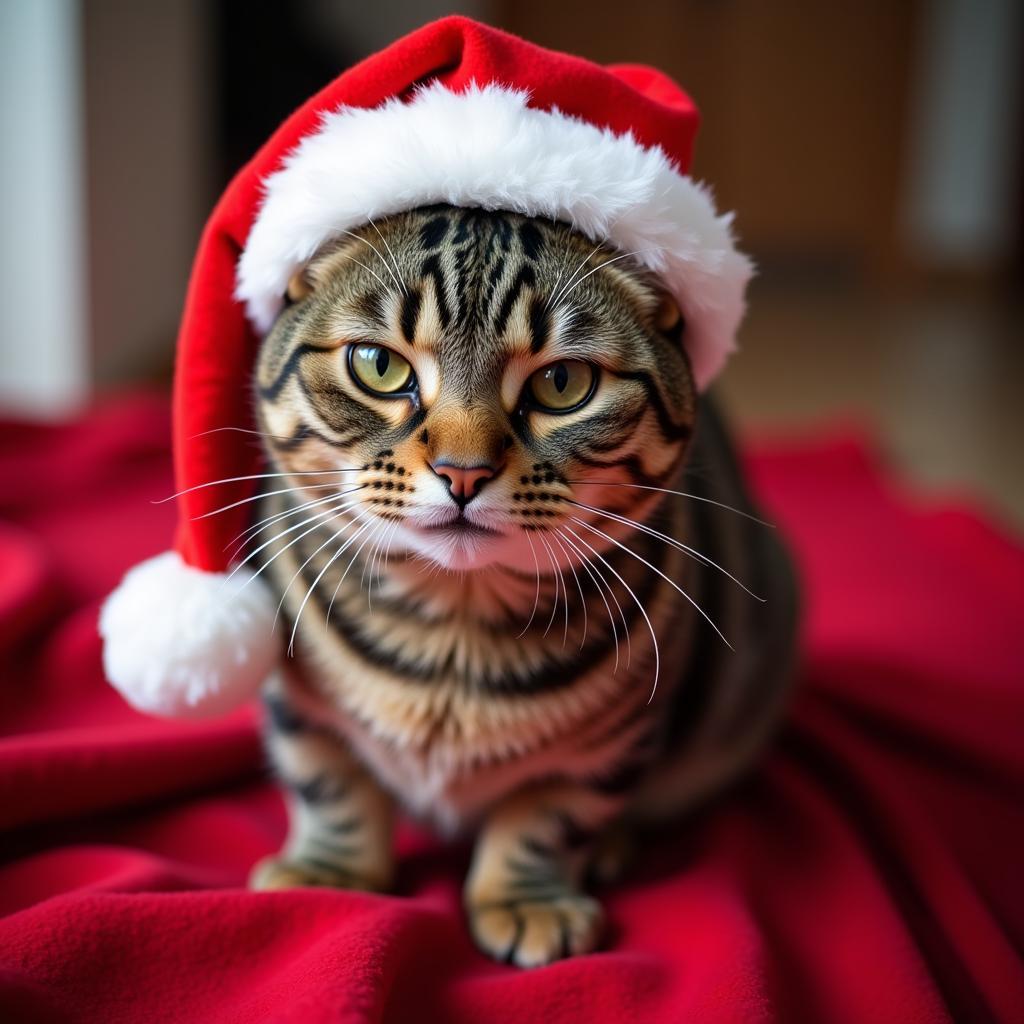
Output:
[1, 0, 1021, 527]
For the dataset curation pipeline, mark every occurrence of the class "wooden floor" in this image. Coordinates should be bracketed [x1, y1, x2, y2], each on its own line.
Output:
[717, 276, 1024, 533]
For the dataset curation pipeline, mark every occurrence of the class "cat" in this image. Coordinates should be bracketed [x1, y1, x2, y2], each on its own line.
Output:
[245, 204, 798, 968]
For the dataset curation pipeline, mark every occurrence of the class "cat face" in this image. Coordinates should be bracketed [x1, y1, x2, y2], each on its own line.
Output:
[254, 205, 696, 572]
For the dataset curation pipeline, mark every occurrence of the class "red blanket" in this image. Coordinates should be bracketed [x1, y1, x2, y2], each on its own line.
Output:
[1, 395, 1021, 1023]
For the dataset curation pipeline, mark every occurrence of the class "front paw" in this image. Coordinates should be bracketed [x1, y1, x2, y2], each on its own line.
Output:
[249, 855, 386, 893]
[467, 891, 604, 968]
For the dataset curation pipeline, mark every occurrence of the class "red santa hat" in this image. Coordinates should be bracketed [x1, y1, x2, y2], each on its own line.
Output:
[99, 15, 752, 718]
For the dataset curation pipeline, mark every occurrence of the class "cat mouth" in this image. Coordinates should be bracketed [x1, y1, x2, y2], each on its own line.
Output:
[421, 516, 501, 538]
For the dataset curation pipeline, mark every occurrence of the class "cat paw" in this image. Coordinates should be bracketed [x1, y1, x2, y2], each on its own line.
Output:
[467, 892, 604, 968]
[248, 855, 385, 893]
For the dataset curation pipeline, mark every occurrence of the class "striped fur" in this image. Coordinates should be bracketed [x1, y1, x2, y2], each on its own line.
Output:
[246, 206, 798, 967]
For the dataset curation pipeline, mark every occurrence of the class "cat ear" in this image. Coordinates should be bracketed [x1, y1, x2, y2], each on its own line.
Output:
[286, 266, 314, 303]
[654, 292, 684, 335]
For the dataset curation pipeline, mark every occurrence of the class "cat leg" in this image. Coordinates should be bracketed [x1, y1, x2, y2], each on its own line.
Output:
[250, 694, 395, 892]
[464, 781, 624, 967]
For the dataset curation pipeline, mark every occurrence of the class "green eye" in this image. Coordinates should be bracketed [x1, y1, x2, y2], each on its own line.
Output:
[528, 360, 596, 412]
[348, 343, 413, 395]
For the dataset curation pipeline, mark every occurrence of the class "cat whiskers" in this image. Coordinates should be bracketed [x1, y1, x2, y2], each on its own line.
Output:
[365, 519, 401, 614]
[554, 527, 627, 672]
[555, 250, 644, 308]
[337, 226, 407, 298]
[562, 523, 661, 702]
[566, 479, 775, 528]
[195, 480, 362, 523]
[516, 531, 543, 639]
[326, 518, 383, 629]
[226, 489, 347, 561]
[224, 488, 369, 592]
[545, 240, 603, 311]
[280, 512, 373, 652]
[565, 498, 764, 601]
[549, 530, 586, 651]
[536, 532, 567, 646]
[190, 425, 313, 444]
[155, 468, 360, 505]
[569, 510, 734, 669]
[368, 220, 409, 297]
[290, 518, 377, 653]
[568, 514, 732, 656]
[546, 240, 657, 326]
[380, 518, 401, 581]
[361, 518, 391, 612]
[157, 469, 366, 573]
[333, 250, 397, 298]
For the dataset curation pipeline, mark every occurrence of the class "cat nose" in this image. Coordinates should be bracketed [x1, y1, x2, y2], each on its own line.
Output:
[429, 461, 499, 507]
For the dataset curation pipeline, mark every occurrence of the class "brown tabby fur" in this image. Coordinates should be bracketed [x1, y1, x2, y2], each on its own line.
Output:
[246, 205, 797, 967]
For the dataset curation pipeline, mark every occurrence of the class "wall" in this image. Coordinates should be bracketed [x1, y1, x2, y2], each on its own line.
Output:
[0, 0, 87, 414]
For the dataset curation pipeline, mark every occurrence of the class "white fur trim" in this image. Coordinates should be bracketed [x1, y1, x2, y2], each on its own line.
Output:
[236, 83, 752, 389]
[99, 551, 278, 719]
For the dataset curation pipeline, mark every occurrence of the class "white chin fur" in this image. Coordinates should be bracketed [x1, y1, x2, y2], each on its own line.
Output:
[99, 551, 279, 719]
[389, 520, 563, 574]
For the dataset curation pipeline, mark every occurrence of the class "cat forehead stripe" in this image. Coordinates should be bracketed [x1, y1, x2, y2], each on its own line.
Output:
[235, 83, 752, 393]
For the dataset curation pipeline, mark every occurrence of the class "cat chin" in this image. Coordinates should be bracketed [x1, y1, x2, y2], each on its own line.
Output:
[388, 520, 502, 572]
[389, 519, 541, 574]
[426, 529, 558, 574]
[436, 546, 498, 572]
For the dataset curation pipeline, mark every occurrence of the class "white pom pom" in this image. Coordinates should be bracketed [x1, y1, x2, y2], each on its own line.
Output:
[99, 551, 279, 718]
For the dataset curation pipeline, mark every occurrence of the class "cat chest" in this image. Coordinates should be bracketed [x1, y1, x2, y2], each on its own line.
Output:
[282, 658, 638, 832]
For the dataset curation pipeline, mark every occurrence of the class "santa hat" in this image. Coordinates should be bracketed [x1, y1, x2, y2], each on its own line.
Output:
[99, 15, 752, 719]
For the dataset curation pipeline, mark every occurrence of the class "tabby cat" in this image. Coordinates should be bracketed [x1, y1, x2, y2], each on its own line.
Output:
[246, 204, 797, 968]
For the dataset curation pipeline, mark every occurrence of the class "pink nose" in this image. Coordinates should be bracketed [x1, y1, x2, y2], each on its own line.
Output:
[431, 462, 497, 505]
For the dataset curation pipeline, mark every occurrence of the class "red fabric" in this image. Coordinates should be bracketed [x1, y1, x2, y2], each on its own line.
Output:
[171, 15, 700, 572]
[2, 395, 1022, 1023]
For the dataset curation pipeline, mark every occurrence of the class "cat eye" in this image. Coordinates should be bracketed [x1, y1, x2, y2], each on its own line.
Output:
[348, 343, 414, 395]
[528, 360, 596, 412]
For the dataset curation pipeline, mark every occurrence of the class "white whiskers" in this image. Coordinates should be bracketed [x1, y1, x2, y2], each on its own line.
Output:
[562, 523, 661, 703]
[278, 515, 365, 649]
[225, 489, 367, 590]
[326, 518, 384, 628]
[567, 479, 774, 527]
[555, 250, 643, 307]
[337, 226, 407, 299]
[365, 519, 400, 613]
[368, 220, 409, 297]
[566, 498, 764, 601]
[554, 527, 627, 672]
[155, 468, 358, 505]
[569, 513, 732, 652]
[545, 240, 603, 311]
[286, 516, 375, 654]
[536, 532, 567, 646]
[226, 489, 344, 558]
[193, 479, 356, 522]
[549, 530, 587, 652]
[517, 531, 543, 639]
